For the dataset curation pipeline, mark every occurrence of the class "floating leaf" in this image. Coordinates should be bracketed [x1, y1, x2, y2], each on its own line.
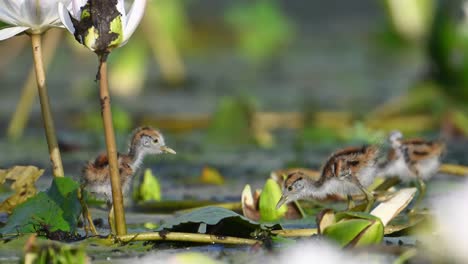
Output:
[137, 169, 162, 202]
[259, 179, 287, 222]
[0, 178, 81, 235]
[199, 166, 225, 185]
[158, 207, 280, 238]
[0, 166, 44, 214]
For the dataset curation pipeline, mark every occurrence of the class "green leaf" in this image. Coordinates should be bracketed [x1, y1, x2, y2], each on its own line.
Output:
[137, 169, 162, 202]
[0, 178, 82, 235]
[259, 179, 287, 221]
[157, 207, 280, 238]
[46, 177, 81, 232]
[0, 192, 70, 234]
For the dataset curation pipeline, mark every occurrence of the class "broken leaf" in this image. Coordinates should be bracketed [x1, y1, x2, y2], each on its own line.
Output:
[0, 166, 44, 214]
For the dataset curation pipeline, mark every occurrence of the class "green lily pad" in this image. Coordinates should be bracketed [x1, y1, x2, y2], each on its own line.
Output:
[0, 177, 81, 235]
[157, 206, 281, 238]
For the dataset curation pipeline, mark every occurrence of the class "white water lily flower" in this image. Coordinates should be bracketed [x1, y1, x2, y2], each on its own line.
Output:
[0, 0, 71, 40]
[58, 0, 146, 51]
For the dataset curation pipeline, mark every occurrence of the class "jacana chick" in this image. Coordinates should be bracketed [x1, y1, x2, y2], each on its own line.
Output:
[276, 145, 380, 212]
[379, 130, 445, 204]
[81, 126, 175, 234]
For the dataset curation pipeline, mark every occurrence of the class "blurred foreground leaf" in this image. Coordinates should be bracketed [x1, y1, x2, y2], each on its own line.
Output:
[158, 206, 280, 238]
[22, 235, 88, 264]
[167, 252, 221, 264]
[0, 166, 44, 214]
[0, 178, 81, 235]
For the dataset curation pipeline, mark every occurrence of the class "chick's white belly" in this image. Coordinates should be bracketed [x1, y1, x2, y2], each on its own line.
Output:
[416, 158, 440, 180]
[86, 179, 132, 202]
[316, 178, 361, 198]
[357, 166, 377, 187]
[382, 158, 413, 181]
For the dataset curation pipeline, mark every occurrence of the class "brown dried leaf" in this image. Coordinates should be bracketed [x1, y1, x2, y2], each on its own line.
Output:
[0, 166, 44, 214]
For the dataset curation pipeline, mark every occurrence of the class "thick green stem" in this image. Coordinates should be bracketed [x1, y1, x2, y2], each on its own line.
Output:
[98, 53, 126, 235]
[30, 34, 64, 177]
[115, 232, 259, 245]
[8, 30, 62, 140]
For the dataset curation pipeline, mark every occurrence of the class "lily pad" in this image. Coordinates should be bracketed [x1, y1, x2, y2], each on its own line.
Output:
[157, 206, 281, 238]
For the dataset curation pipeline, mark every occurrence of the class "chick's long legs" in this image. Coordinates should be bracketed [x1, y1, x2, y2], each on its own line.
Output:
[107, 201, 116, 235]
[352, 179, 375, 213]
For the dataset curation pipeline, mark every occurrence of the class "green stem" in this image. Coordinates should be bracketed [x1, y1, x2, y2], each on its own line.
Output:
[271, 228, 317, 237]
[98, 53, 126, 235]
[115, 231, 259, 245]
[8, 30, 62, 140]
[30, 33, 64, 177]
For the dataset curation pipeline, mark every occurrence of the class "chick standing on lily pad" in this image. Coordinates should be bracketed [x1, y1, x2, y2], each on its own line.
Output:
[276, 146, 380, 212]
[82, 127, 175, 234]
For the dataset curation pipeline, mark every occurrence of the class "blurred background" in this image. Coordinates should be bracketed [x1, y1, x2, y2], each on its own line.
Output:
[1, 0, 468, 200]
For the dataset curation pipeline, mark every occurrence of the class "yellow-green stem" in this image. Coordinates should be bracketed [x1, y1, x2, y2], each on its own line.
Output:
[98, 54, 127, 235]
[8, 30, 62, 140]
[116, 232, 259, 245]
[30, 34, 64, 177]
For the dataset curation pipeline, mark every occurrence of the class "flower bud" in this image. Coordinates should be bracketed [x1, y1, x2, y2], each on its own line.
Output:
[259, 179, 287, 221]
[72, 0, 123, 53]
[319, 211, 384, 248]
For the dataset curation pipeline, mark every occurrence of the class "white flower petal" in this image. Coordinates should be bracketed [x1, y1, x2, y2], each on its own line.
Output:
[72, 0, 87, 19]
[0, 0, 22, 25]
[0, 26, 29, 41]
[116, 0, 126, 23]
[58, 2, 75, 34]
[121, 0, 146, 46]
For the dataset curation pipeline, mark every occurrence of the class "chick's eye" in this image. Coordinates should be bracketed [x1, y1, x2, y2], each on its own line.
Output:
[287, 186, 293, 191]
[153, 138, 159, 143]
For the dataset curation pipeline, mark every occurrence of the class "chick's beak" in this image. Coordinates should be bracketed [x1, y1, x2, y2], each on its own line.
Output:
[160, 146, 176, 154]
[276, 195, 289, 210]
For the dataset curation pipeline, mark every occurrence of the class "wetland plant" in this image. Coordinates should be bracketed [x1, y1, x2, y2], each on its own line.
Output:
[58, 0, 147, 235]
[0, 0, 70, 177]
